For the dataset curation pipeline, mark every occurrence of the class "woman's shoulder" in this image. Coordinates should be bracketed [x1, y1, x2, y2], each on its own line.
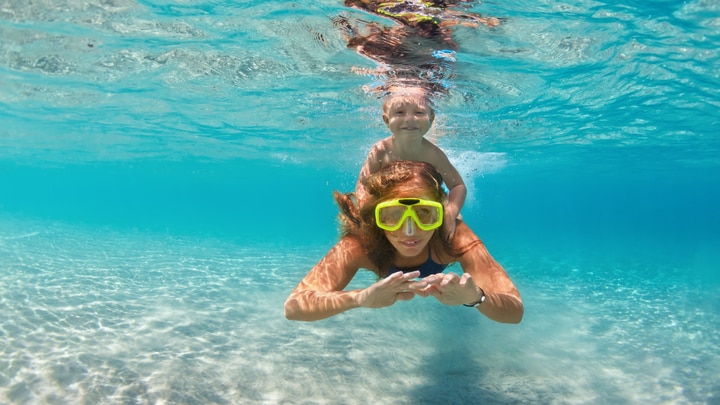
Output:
[452, 221, 480, 241]
[434, 221, 483, 261]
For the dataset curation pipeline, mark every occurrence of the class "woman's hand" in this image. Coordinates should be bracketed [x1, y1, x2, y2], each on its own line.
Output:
[356, 271, 426, 308]
[418, 272, 482, 306]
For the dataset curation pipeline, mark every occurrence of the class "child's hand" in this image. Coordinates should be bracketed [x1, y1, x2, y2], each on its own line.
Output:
[442, 203, 459, 242]
[442, 218, 456, 242]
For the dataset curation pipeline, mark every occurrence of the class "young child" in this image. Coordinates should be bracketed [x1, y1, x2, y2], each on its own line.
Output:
[355, 86, 466, 242]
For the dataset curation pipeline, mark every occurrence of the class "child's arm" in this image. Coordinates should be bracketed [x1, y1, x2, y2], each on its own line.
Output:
[355, 161, 370, 205]
[356, 140, 388, 204]
[426, 143, 467, 241]
[444, 169, 467, 223]
[444, 180, 467, 241]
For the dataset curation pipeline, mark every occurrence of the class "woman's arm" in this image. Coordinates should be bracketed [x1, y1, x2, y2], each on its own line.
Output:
[455, 223, 523, 323]
[284, 238, 364, 321]
[284, 237, 422, 321]
[423, 223, 523, 323]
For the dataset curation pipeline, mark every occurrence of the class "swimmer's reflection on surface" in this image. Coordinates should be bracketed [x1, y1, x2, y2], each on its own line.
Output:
[335, 0, 501, 97]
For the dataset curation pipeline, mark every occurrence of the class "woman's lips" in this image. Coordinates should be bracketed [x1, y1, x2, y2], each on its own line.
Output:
[400, 239, 421, 247]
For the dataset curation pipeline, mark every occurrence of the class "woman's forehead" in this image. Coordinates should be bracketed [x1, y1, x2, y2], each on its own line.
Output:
[387, 186, 436, 201]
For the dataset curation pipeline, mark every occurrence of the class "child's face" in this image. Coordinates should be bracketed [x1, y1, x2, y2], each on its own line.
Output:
[382, 97, 434, 139]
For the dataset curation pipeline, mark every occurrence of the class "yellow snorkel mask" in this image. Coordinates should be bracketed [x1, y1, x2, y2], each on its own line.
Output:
[375, 198, 444, 231]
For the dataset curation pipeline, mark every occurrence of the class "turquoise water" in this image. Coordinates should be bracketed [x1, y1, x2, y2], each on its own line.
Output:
[1, 0, 719, 404]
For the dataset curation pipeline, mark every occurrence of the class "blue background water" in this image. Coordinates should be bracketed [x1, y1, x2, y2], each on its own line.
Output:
[1, 0, 719, 404]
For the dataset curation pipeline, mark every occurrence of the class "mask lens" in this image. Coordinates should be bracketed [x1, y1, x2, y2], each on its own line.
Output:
[378, 205, 407, 228]
[412, 205, 439, 226]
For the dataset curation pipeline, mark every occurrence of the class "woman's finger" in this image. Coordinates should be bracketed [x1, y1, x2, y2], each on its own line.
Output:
[395, 291, 415, 301]
[440, 272, 460, 287]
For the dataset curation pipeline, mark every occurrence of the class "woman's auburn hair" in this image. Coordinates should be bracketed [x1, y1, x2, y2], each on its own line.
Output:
[334, 160, 449, 277]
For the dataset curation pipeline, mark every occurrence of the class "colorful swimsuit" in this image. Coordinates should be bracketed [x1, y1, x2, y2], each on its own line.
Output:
[376, 1, 442, 25]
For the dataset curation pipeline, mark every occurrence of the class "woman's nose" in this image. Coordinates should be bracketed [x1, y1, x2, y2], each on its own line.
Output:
[403, 217, 416, 236]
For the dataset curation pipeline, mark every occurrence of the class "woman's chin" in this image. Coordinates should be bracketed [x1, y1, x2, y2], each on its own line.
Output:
[393, 239, 428, 257]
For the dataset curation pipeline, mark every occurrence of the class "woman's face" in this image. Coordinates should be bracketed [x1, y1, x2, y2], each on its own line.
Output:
[381, 193, 439, 258]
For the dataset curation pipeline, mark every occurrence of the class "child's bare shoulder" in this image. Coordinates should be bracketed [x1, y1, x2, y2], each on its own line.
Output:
[421, 139, 449, 158]
[364, 137, 394, 172]
[370, 137, 393, 153]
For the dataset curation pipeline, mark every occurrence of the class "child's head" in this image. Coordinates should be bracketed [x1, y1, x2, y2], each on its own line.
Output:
[382, 86, 436, 123]
[381, 87, 436, 140]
